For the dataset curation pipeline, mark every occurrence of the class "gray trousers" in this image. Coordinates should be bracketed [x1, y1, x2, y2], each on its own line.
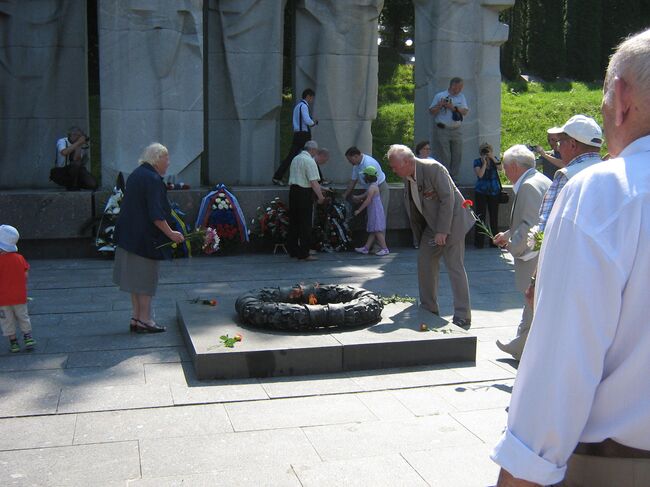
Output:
[504, 299, 533, 360]
[0, 304, 32, 337]
[432, 125, 463, 180]
[417, 227, 471, 321]
[558, 454, 650, 486]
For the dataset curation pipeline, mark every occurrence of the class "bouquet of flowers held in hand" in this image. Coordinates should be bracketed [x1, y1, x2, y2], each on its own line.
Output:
[462, 199, 494, 240]
[252, 197, 290, 244]
[527, 225, 544, 252]
[156, 227, 220, 255]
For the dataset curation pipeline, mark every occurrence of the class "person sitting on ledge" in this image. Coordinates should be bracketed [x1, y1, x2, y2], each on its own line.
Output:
[51, 126, 98, 191]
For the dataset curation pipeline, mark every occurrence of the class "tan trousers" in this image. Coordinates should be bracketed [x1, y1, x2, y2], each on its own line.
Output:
[0, 304, 32, 337]
[417, 227, 470, 320]
[558, 453, 650, 486]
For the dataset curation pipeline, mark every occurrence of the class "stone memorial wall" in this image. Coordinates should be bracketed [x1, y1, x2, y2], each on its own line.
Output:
[1, 0, 512, 189]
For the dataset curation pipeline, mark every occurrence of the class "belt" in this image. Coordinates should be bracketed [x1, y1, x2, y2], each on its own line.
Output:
[436, 123, 446, 129]
[574, 439, 650, 459]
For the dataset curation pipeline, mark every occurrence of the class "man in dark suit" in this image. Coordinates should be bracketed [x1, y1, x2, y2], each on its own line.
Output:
[388, 144, 475, 329]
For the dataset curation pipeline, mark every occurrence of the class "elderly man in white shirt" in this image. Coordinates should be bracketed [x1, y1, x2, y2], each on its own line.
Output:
[492, 28, 650, 487]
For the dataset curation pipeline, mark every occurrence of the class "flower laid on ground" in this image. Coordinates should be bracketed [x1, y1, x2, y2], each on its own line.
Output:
[420, 323, 429, 332]
[220, 334, 242, 348]
[527, 225, 544, 252]
[190, 297, 218, 306]
[252, 197, 290, 244]
[308, 294, 318, 305]
[462, 199, 495, 240]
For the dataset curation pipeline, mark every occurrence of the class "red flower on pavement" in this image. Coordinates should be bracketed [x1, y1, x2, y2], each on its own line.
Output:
[462, 199, 473, 209]
[234, 333, 243, 342]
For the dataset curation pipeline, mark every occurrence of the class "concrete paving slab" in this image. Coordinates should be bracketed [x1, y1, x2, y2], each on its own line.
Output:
[0, 414, 76, 450]
[73, 403, 233, 444]
[225, 394, 377, 431]
[127, 466, 302, 486]
[390, 386, 457, 416]
[293, 454, 428, 486]
[448, 360, 516, 382]
[0, 388, 61, 418]
[57, 384, 173, 414]
[66, 347, 183, 368]
[451, 407, 509, 445]
[259, 373, 362, 399]
[346, 365, 466, 391]
[0, 353, 68, 372]
[435, 380, 514, 412]
[354, 391, 417, 420]
[139, 428, 321, 478]
[302, 414, 481, 462]
[44, 331, 184, 353]
[0, 441, 140, 486]
[403, 444, 499, 487]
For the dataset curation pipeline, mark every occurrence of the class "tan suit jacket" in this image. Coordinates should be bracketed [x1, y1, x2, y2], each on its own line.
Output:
[404, 159, 475, 242]
[504, 169, 551, 292]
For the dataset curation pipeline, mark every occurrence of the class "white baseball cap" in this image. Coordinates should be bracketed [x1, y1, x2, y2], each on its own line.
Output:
[0, 225, 19, 252]
[547, 115, 603, 148]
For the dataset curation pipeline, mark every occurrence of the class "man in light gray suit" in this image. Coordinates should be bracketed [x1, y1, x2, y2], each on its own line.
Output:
[493, 145, 551, 360]
[388, 144, 475, 329]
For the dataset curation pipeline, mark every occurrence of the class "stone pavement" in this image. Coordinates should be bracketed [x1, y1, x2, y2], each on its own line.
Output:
[0, 247, 522, 486]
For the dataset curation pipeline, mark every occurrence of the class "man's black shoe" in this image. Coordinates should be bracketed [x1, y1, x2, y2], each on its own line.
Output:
[452, 317, 471, 330]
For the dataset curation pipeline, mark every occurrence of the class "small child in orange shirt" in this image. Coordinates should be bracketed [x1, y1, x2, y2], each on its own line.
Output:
[0, 225, 34, 353]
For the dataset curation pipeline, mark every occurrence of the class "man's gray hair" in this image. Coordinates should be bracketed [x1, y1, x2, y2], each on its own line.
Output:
[386, 144, 414, 162]
[502, 144, 536, 169]
[304, 140, 318, 150]
[605, 28, 650, 103]
[139, 143, 168, 167]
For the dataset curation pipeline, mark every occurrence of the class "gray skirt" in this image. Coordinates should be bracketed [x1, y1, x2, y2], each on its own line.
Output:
[113, 247, 160, 296]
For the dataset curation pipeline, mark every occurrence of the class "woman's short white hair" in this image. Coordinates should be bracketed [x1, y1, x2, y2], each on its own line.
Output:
[502, 144, 535, 169]
[139, 143, 168, 167]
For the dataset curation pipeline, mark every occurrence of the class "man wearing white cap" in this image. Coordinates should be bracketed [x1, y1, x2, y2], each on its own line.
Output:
[537, 114, 603, 233]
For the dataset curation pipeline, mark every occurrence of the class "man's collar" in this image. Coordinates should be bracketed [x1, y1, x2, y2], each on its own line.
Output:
[566, 151, 601, 167]
[513, 167, 536, 194]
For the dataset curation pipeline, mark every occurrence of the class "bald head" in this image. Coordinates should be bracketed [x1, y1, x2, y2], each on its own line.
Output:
[602, 28, 650, 156]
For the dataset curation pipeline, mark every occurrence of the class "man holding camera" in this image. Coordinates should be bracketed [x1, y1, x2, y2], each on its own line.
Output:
[429, 77, 469, 182]
[52, 126, 97, 191]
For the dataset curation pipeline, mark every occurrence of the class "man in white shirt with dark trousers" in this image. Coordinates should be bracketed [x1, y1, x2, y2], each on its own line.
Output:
[492, 28, 650, 487]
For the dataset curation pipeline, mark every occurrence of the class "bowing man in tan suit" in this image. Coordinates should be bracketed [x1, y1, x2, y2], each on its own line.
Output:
[388, 144, 475, 329]
[493, 145, 551, 360]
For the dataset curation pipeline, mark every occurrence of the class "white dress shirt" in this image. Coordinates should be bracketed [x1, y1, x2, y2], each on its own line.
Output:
[292, 99, 315, 132]
[491, 135, 650, 485]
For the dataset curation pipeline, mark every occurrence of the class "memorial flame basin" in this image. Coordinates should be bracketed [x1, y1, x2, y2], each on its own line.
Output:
[235, 284, 384, 331]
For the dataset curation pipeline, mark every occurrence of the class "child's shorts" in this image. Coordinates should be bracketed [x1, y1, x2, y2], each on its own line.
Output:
[0, 304, 32, 336]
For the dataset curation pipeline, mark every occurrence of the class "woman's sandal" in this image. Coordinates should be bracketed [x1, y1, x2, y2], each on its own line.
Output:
[129, 317, 138, 332]
[133, 319, 166, 334]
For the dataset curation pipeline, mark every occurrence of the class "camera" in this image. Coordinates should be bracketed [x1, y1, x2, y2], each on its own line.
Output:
[443, 96, 452, 105]
[480, 147, 490, 155]
[526, 144, 537, 152]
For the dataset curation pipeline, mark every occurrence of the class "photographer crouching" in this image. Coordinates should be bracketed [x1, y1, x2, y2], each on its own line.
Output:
[50, 126, 98, 191]
[473, 143, 502, 248]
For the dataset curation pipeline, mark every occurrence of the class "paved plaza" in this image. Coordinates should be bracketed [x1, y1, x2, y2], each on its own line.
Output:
[0, 247, 522, 486]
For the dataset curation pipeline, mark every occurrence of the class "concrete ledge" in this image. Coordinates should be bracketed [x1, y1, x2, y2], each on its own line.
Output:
[1, 184, 515, 258]
[178, 296, 476, 380]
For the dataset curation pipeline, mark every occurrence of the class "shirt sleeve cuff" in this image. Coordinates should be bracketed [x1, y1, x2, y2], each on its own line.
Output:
[490, 428, 566, 486]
